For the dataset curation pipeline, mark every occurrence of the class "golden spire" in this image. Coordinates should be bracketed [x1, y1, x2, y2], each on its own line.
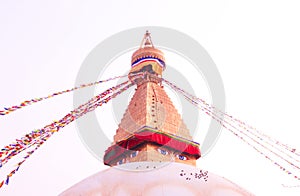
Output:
[129, 31, 166, 81]
[140, 30, 154, 48]
[104, 32, 201, 167]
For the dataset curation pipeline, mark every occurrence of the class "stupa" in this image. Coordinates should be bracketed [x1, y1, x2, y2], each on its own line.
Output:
[60, 31, 253, 196]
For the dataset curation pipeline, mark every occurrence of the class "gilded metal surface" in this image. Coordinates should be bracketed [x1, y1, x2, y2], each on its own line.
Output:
[105, 31, 199, 166]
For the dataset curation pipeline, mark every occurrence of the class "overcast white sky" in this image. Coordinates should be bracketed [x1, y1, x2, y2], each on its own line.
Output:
[1, 1, 300, 195]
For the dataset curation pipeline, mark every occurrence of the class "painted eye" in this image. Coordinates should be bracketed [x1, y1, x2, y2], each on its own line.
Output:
[158, 148, 168, 155]
[117, 158, 125, 165]
[130, 151, 138, 158]
[176, 154, 187, 160]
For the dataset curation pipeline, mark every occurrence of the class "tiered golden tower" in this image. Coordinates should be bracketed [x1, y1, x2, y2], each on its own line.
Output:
[103, 31, 201, 167]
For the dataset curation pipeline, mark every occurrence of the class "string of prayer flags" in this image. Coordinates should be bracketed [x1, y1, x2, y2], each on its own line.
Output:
[162, 76, 300, 182]
[0, 74, 130, 116]
[163, 77, 300, 157]
[1, 80, 130, 167]
[0, 81, 133, 188]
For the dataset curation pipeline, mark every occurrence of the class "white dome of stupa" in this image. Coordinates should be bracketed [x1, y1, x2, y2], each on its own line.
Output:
[60, 162, 253, 196]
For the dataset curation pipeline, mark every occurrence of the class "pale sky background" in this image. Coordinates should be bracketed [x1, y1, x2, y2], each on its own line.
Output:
[1, 0, 300, 195]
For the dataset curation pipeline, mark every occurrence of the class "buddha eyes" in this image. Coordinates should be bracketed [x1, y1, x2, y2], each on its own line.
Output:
[116, 150, 187, 165]
[117, 148, 187, 164]
[117, 158, 125, 165]
[130, 151, 138, 158]
[157, 148, 187, 160]
[176, 154, 187, 160]
[157, 148, 168, 155]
